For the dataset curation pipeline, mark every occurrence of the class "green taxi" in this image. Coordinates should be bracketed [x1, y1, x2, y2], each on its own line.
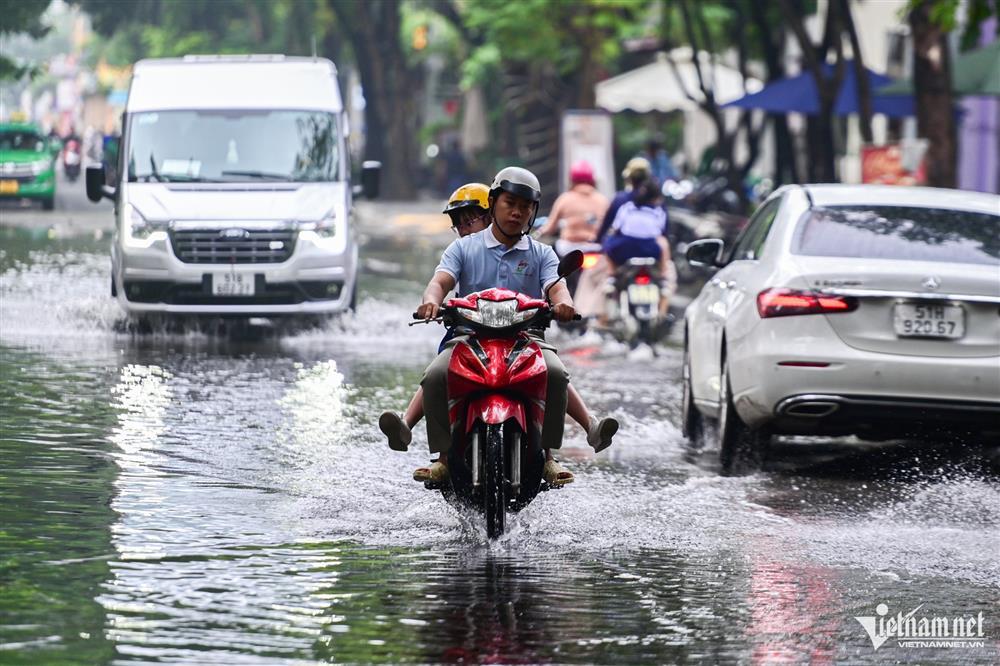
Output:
[0, 122, 57, 210]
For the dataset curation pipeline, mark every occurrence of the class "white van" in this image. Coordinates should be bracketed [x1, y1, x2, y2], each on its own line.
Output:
[87, 55, 379, 316]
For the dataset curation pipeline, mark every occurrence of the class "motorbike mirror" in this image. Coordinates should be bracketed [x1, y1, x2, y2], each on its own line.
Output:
[557, 249, 584, 278]
[685, 238, 725, 268]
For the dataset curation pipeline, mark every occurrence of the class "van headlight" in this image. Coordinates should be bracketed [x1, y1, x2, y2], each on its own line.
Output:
[124, 203, 168, 247]
[299, 214, 337, 239]
[30, 159, 51, 175]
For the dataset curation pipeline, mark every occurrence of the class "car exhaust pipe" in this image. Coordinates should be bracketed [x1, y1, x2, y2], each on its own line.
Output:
[778, 397, 841, 418]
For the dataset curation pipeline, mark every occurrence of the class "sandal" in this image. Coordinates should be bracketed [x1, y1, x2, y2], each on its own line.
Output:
[587, 416, 619, 453]
[543, 459, 574, 487]
[413, 460, 449, 483]
[379, 412, 412, 452]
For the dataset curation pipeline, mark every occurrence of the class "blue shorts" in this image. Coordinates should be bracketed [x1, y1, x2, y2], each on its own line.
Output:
[603, 234, 661, 265]
[438, 328, 457, 353]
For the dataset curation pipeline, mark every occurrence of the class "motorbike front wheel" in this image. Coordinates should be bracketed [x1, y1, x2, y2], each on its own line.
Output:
[483, 423, 507, 539]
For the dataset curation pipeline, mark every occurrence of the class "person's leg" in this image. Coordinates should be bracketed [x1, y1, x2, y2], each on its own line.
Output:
[655, 237, 672, 316]
[404, 387, 424, 429]
[379, 377, 427, 452]
[540, 348, 569, 451]
[409, 347, 457, 482]
[567, 383, 589, 430]
[567, 381, 619, 452]
[420, 347, 455, 457]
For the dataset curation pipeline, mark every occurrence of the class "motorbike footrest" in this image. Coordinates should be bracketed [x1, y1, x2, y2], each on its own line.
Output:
[423, 480, 446, 491]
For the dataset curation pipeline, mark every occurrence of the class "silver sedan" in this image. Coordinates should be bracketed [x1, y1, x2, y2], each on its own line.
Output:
[681, 184, 1000, 473]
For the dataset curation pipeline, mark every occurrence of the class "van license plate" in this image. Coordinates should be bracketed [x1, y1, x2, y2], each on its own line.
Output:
[0, 180, 18, 194]
[212, 271, 255, 297]
[627, 284, 659, 305]
[893, 303, 964, 339]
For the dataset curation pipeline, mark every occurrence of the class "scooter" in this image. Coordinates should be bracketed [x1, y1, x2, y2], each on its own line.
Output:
[63, 139, 82, 181]
[605, 257, 673, 348]
[410, 251, 583, 539]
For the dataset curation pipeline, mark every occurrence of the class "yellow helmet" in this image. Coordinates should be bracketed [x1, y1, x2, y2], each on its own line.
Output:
[443, 182, 490, 215]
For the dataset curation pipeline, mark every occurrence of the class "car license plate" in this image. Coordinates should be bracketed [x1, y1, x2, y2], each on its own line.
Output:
[627, 283, 659, 305]
[0, 180, 18, 194]
[893, 303, 964, 339]
[212, 271, 255, 297]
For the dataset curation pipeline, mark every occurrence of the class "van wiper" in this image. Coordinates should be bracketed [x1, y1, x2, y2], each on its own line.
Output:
[220, 169, 293, 181]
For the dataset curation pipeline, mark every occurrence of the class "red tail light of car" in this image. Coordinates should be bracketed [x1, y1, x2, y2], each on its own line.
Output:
[756, 288, 858, 319]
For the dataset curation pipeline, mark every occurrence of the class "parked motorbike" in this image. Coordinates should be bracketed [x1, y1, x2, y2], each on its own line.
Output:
[605, 257, 673, 348]
[410, 251, 583, 539]
[62, 138, 82, 181]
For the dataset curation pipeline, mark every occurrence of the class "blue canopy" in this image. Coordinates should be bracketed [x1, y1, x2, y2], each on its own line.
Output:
[723, 61, 915, 117]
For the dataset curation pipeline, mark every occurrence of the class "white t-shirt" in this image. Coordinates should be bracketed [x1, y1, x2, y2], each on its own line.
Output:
[611, 202, 666, 239]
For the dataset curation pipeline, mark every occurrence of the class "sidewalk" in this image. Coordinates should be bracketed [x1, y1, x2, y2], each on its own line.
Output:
[354, 197, 453, 245]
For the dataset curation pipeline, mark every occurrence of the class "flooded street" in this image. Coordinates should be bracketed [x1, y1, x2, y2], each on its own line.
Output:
[1, 192, 998, 664]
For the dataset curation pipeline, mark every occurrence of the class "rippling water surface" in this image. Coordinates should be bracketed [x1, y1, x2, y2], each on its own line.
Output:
[1, 228, 998, 664]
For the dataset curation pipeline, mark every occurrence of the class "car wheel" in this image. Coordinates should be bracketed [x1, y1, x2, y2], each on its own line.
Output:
[680, 344, 705, 449]
[718, 357, 770, 474]
[42, 197, 55, 211]
[348, 280, 358, 312]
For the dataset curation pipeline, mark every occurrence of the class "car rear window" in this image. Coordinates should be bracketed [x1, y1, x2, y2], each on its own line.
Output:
[792, 205, 999, 265]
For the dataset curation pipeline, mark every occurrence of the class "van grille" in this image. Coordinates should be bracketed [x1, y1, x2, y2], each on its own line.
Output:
[170, 228, 296, 264]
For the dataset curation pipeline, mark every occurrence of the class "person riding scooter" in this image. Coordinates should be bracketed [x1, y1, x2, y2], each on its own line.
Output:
[537, 161, 610, 321]
[602, 178, 673, 318]
[537, 160, 608, 256]
[379, 183, 491, 453]
[380, 167, 618, 487]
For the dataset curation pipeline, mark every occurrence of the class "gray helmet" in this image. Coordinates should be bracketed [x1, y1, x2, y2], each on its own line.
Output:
[489, 166, 541, 203]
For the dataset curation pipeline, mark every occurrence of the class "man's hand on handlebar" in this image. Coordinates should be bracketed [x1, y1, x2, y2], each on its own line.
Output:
[416, 301, 441, 320]
[552, 302, 577, 323]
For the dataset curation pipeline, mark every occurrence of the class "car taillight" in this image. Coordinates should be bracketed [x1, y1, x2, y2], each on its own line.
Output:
[757, 288, 858, 318]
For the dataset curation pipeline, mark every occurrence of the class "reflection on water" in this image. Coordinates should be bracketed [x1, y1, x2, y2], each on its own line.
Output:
[1, 239, 998, 664]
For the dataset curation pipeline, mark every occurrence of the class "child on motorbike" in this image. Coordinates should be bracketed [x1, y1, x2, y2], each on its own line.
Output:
[379, 167, 618, 486]
[602, 178, 673, 317]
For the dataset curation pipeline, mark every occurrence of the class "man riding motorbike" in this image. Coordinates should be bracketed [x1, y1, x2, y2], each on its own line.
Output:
[380, 167, 618, 486]
[379, 183, 491, 452]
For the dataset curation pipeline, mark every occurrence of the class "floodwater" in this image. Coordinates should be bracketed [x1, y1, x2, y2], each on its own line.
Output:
[1, 223, 998, 665]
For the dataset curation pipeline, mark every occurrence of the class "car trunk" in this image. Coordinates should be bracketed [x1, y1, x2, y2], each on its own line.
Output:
[790, 257, 1000, 358]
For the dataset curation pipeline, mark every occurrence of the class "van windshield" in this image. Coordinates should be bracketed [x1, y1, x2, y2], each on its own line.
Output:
[127, 110, 341, 183]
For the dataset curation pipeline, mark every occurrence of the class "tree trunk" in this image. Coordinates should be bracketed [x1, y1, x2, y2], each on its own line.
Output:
[328, 0, 418, 199]
[501, 63, 563, 209]
[910, 3, 956, 188]
[841, 0, 873, 143]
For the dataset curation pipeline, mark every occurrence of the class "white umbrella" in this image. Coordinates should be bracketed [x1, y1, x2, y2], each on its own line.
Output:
[596, 49, 762, 113]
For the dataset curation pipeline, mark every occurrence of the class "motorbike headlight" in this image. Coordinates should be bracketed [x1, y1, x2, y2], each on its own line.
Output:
[461, 299, 538, 329]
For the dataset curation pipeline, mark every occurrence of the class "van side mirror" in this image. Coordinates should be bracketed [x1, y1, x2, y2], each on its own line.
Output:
[86, 165, 116, 203]
[685, 238, 725, 267]
[361, 160, 381, 199]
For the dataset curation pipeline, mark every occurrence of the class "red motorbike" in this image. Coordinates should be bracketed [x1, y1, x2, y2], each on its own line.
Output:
[414, 252, 582, 538]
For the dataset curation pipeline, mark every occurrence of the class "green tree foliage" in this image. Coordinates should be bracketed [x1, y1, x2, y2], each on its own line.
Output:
[77, 0, 319, 65]
[0, 0, 53, 80]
